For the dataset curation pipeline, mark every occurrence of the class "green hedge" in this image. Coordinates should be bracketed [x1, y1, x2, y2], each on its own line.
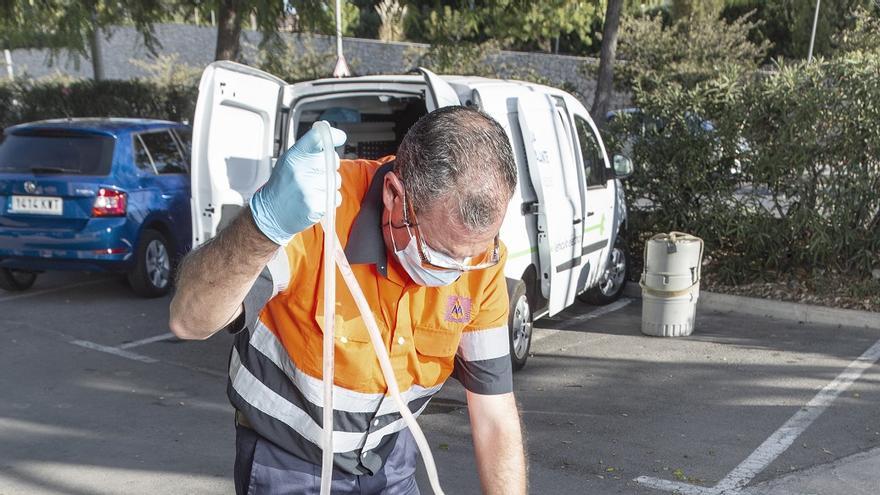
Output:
[610, 50, 880, 284]
[0, 79, 197, 129]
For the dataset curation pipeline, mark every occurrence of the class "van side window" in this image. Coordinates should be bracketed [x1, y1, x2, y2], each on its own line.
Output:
[139, 131, 188, 174]
[574, 117, 605, 187]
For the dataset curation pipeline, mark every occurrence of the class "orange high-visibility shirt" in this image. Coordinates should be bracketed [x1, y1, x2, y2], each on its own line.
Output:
[227, 157, 512, 475]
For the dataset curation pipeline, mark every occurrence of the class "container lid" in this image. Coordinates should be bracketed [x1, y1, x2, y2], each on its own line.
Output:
[648, 231, 702, 244]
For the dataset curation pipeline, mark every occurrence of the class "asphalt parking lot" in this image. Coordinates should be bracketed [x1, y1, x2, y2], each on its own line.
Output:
[1, 271, 878, 494]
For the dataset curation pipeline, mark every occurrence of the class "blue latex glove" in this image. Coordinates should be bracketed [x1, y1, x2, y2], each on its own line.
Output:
[249, 124, 347, 245]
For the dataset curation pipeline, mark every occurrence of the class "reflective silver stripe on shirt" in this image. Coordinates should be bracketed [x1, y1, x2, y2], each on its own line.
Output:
[230, 346, 368, 453]
[249, 320, 442, 414]
[456, 325, 510, 362]
[362, 399, 432, 451]
[230, 321, 442, 454]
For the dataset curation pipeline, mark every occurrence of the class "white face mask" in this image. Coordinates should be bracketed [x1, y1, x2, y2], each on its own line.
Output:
[392, 232, 463, 287]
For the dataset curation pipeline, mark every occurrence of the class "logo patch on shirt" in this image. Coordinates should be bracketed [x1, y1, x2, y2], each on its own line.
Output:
[445, 296, 472, 323]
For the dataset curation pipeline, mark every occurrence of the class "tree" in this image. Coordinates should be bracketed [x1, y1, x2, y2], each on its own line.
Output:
[721, 0, 877, 61]
[376, 0, 407, 42]
[179, 0, 286, 62]
[184, 0, 359, 62]
[0, 0, 167, 81]
[835, 6, 880, 54]
[670, 0, 724, 21]
[591, 0, 623, 124]
[294, 0, 360, 36]
[486, 0, 600, 53]
[771, 0, 874, 59]
[213, 0, 245, 61]
[616, 10, 769, 93]
[407, 0, 602, 54]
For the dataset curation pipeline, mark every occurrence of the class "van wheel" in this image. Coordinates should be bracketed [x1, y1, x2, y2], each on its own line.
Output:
[128, 229, 172, 298]
[0, 268, 38, 291]
[579, 233, 629, 305]
[508, 280, 533, 371]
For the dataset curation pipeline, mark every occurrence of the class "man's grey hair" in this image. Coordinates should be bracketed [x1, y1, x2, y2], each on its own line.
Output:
[395, 106, 517, 231]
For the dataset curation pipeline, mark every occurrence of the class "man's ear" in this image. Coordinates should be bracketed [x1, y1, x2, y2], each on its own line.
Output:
[382, 172, 404, 212]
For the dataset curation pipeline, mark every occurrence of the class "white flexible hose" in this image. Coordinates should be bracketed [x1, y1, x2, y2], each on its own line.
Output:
[333, 242, 446, 495]
[313, 121, 445, 495]
[315, 121, 336, 495]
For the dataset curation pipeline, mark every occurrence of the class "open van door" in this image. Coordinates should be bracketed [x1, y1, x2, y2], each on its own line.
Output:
[191, 61, 285, 247]
[419, 67, 460, 112]
[517, 93, 585, 315]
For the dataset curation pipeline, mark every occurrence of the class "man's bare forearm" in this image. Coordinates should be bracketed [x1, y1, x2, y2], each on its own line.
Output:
[468, 392, 528, 494]
[169, 208, 280, 340]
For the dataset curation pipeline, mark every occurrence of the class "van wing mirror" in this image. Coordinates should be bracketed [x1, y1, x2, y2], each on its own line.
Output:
[613, 154, 634, 179]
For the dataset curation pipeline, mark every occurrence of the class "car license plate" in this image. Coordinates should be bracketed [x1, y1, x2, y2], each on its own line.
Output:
[10, 195, 64, 215]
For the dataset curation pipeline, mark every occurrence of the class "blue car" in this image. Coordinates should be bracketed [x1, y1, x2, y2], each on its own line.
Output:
[0, 118, 192, 297]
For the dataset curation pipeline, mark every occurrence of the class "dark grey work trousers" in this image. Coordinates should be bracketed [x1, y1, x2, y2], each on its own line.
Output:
[234, 425, 421, 495]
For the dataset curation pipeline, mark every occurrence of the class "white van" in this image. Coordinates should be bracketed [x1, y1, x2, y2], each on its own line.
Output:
[191, 61, 633, 370]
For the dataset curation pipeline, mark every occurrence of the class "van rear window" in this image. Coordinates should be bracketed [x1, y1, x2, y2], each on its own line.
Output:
[0, 130, 115, 175]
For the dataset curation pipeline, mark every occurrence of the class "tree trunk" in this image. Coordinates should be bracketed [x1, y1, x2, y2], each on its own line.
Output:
[88, 8, 105, 81]
[214, 0, 243, 61]
[591, 0, 623, 126]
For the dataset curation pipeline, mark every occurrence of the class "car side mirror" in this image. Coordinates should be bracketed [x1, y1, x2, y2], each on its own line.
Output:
[613, 154, 634, 179]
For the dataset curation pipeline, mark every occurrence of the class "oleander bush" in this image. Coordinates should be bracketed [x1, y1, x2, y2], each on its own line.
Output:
[610, 11, 880, 288]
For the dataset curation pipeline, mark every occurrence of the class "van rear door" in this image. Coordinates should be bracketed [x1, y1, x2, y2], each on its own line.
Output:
[419, 68, 460, 111]
[191, 61, 285, 247]
[517, 92, 585, 315]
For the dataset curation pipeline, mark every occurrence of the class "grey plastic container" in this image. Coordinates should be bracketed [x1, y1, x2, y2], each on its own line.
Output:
[640, 232, 704, 337]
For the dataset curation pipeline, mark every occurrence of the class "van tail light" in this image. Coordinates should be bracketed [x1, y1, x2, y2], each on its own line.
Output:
[92, 188, 127, 217]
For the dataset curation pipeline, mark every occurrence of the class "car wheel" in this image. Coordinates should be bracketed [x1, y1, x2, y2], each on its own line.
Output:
[128, 229, 172, 298]
[0, 268, 38, 291]
[508, 280, 533, 371]
[578, 232, 629, 305]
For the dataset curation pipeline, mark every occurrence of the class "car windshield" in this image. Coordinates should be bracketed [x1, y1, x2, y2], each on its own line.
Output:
[0, 130, 116, 175]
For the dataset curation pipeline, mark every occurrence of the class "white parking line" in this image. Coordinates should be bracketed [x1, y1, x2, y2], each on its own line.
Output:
[118, 332, 176, 349]
[71, 340, 158, 364]
[532, 297, 633, 343]
[0, 279, 105, 303]
[635, 478, 717, 495]
[636, 337, 880, 494]
[70, 338, 230, 379]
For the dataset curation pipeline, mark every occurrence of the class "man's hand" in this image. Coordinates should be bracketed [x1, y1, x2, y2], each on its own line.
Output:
[466, 391, 527, 495]
[249, 124, 347, 245]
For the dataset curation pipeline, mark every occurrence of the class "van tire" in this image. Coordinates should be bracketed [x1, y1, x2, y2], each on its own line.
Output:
[0, 268, 38, 291]
[508, 280, 533, 371]
[128, 229, 172, 298]
[579, 233, 628, 305]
